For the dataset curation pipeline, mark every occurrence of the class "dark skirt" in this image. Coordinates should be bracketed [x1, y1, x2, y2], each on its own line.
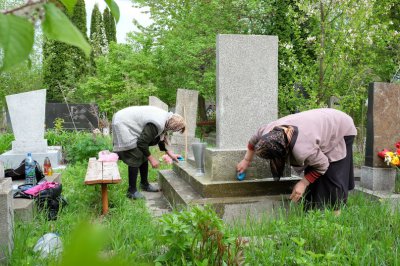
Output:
[116, 148, 148, 168]
[304, 135, 355, 210]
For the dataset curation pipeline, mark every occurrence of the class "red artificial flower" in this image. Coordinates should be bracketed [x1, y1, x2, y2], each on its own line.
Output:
[378, 149, 390, 159]
[397, 149, 400, 155]
[396, 142, 400, 149]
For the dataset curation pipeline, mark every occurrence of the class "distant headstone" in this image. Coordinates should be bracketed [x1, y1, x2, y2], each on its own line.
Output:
[149, 96, 168, 112]
[216, 34, 278, 149]
[170, 89, 200, 157]
[0, 177, 13, 262]
[361, 82, 400, 191]
[0, 90, 62, 169]
[45, 103, 99, 130]
[328, 96, 340, 108]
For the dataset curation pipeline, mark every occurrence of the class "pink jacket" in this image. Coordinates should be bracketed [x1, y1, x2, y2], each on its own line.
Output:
[249, 108, 357, 175]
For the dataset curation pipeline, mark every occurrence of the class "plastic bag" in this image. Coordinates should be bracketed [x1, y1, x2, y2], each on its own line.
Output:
[98, 150, 119, 162]
[33, 233, 63, 258]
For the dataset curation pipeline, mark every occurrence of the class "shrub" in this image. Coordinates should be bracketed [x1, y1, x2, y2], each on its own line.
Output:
[156, 205, 246, 266]
[65, 133, 112, 163]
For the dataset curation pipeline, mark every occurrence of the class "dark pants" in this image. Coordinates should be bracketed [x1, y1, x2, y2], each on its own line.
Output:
[127, 161, 149, 192]
[304, 135, 355, 210]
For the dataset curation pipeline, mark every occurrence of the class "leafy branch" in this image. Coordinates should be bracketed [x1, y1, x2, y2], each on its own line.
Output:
[0, 0, 119, 71]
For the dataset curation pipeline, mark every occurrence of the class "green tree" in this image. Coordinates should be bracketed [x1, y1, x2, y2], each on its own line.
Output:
[70, 0, 89, 80]
[76, 43, 157, 115]
[44, 0, 90, 102]
[43, 40, 74, 102]
[132, 0, 245, 104]
[90, 4, 107, 58]
[103, 8, 117, 44]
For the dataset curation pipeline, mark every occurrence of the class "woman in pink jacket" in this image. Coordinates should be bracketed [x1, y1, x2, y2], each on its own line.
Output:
[236, 108, 357, 211]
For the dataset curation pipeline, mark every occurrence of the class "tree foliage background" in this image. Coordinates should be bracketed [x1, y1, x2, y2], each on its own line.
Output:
[1, 0, 399, 130]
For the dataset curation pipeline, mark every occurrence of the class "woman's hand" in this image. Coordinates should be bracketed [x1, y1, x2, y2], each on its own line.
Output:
[148, 155, 160, 168]
[166, 150, 180, 162]
[290, 178, 310, 202]
[236, 159, 250, 173]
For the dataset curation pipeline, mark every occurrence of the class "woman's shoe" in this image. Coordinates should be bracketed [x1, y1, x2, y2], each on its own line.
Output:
[126, 191, 145, 199]
[140, 184, 160, 192]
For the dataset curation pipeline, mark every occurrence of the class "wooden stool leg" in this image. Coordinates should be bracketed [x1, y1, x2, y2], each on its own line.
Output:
[101, 184, 108, 215]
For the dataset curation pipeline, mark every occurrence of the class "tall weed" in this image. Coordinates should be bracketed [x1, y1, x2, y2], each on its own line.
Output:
[0, 133, 14, 153]
[156, 205, 246, 266]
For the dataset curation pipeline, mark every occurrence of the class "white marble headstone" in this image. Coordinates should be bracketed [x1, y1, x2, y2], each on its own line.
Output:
[6, 89, 48, 153]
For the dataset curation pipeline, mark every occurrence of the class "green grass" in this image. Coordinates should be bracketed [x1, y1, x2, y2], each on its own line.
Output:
[8, 147, 400, 265]
[9, 149, 169, 266]
[229, 194, 400, 265]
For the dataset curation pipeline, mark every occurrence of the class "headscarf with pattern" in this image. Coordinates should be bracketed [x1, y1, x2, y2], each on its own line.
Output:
[254, 126, 290, 180]
[161, 114, 186, 145]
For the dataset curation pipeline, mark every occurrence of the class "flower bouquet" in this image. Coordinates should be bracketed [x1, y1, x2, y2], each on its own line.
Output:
[377, 142, 400, 169]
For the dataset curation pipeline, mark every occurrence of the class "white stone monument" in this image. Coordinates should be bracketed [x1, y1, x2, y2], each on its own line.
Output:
[0, 90, 62, 168]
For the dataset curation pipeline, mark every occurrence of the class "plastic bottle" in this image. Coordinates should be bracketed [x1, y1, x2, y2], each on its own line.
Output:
[43, 157, 52, 176]
[25, 153, 36, 185]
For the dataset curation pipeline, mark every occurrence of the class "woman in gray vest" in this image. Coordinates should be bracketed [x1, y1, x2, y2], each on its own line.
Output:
[112, 106, 186, 199]
[236, 108, 357, 214]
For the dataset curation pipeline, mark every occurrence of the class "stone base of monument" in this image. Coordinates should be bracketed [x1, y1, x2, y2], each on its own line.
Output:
[12, 172, 62, 222]
[360, 166, 396, 192]
[169, 135, 200, 158]
[205, 148, 291, 181]
[0, 146, 63, 169]
[353, 185, 400, 211]
[0, 178, 13, 263]
[159, 162, 300, 223]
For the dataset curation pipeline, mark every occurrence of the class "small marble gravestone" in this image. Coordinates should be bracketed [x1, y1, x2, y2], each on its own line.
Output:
[0, 90, 62, 168]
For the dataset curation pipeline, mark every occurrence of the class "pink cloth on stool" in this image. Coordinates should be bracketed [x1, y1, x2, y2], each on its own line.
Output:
[24, 182, 59, 197]
[98, 150, 119, 162]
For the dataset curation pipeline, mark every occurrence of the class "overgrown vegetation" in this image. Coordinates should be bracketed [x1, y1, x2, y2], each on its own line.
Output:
[9, 157, 400, 265]
[156, 205, 246, 265]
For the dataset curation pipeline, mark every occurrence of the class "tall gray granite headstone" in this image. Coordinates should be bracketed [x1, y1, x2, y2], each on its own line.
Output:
[216, 34, 278, 149]
[149, 96, 168, 112]
[206, 34, 280, 181]
[361, 82, 400, 191]
[0, 90, 62, 168]
[170, 89, 200, 157]
[0, 161, 13, 262]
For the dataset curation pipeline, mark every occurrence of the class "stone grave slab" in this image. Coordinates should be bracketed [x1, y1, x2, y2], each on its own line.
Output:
[170, 89, 200, 157]
[0, 176, 13, 263]
[45, 103, 99, 130]
[360, 82, 400, 192]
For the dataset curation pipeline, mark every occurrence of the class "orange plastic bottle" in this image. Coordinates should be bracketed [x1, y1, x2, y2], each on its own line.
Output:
[43, 157, 52, 176]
